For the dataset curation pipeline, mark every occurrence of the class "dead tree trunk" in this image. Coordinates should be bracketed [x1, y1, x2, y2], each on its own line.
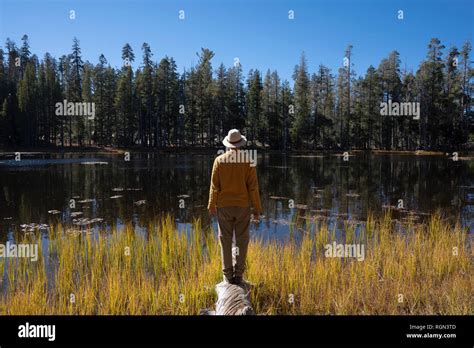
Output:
[200, 281, 254, 315]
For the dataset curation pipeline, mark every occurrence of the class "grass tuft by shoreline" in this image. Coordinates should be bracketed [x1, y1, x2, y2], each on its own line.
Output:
[0, 214, 472, 315]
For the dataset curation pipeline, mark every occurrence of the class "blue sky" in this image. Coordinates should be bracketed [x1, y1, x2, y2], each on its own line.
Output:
[0, 0, 472, 82]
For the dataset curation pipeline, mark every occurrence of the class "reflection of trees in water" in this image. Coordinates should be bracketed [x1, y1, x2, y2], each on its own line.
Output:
[259, 154, 468, 221]
[0, 154, 471, 237]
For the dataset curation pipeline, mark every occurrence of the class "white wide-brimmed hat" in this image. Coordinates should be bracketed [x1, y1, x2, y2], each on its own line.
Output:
[222, 129, 247, 148]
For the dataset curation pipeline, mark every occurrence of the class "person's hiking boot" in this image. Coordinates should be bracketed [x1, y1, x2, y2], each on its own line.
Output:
[223, 267, 234, 284]
[233, 275, 243, 285]
[223, 275, 234, 284]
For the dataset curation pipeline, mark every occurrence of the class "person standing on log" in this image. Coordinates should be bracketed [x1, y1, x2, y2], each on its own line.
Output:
[208, 129, 262, 285]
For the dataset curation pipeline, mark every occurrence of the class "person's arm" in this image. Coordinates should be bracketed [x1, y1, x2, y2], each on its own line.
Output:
[207, 158, 220, 215]
[247, 165, 262, 216]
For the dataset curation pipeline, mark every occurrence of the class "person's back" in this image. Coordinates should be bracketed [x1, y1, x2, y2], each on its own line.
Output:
[210, 150, 260, 211]
[208, 130, 262, 285]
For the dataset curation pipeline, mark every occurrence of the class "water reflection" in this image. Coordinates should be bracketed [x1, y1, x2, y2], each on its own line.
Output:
[0, 151, 472, 243]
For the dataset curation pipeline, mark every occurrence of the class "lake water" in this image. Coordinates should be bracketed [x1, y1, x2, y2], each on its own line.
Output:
[0, 151, 473, 242]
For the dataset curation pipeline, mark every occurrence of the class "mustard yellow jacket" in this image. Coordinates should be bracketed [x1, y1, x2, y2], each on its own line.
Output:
[207, 150, 262, 213]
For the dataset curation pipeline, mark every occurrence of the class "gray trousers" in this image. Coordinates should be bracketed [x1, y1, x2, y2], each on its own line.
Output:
[217, 206, 250, 279]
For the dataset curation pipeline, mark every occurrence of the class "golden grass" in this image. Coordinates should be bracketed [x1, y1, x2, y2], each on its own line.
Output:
[0, 213, 472, 315]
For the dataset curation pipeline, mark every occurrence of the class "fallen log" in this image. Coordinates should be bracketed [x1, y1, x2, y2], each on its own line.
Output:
[201, 280, 254, 315]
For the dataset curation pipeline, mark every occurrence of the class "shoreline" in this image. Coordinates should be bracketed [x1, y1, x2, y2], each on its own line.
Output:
[0, 146, 471, 156]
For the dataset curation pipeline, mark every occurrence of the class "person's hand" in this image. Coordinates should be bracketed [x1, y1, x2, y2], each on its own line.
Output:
[252, 212, 260, 222]
[208, 206, 217, 216]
